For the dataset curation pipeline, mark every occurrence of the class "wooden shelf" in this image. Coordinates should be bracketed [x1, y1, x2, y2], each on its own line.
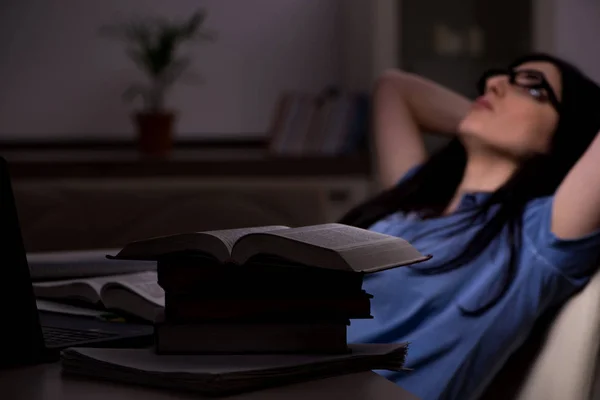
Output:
[1, 140, 372, 179]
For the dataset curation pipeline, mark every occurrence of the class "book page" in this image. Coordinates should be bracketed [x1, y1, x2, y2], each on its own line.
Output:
[33, 276, 106, 303]
[258, 224, 428, 273]
[102, 271, 164, 307]
[205, 226, 289, 252]
[34, 271, 163, 308]
[231, 223, 428, 273]
[266, 223, 401, 251]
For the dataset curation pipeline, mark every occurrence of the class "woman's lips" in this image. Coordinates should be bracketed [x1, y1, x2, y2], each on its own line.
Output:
[474, 96, 493, 110]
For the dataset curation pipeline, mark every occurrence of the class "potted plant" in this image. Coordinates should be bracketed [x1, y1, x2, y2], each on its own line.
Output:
[101, 10, 215, 156]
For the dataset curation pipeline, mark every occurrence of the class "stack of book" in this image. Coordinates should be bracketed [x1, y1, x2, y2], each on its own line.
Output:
[109, 223, 430, 355]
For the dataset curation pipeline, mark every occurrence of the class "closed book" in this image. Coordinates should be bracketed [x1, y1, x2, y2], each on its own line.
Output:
[164, 292, 372, 322]
[157, 257, 365, 297]
[154, 320, 349, 355]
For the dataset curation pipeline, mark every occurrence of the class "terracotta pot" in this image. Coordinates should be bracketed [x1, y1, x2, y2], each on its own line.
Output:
[134, 112, 175, 156]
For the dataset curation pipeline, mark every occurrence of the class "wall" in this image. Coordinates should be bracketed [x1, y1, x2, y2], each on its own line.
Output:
[339, 0, 373, 92]
[0, 0, 343, 141]
[534, 0, 600, 84]
[3, 1, 598, 142]
[553, 0, 600, 84]
[340, 0, 399, 92]
[372, 0, 399, 78]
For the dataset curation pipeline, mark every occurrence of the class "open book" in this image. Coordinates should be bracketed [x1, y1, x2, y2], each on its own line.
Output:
[61, 343, 408, 396]
[110, 224, 430, 274]
[33, 271, 164, 322]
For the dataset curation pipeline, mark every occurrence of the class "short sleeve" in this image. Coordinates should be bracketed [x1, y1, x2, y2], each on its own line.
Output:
[395, 164, 423, 187]
[523, 196, 600, 283]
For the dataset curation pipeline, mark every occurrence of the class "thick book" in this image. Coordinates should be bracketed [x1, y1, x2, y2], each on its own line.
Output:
[154, 320, 350, 355]
[156, 255, 367, 296]
[164, 291, 372, 321]
[61, 343, 408, 396]
[32, 271, 164, 322]
[109, 223, 430, 273]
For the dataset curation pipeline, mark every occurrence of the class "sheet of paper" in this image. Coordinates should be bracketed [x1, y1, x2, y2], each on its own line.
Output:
[64, 343, 407, 375]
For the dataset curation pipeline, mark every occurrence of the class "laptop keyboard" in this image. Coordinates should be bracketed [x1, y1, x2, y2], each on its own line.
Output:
[42, 326, 118, 347]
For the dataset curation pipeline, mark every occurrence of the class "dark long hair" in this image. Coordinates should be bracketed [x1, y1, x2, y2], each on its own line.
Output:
[339, 53, 600, 315]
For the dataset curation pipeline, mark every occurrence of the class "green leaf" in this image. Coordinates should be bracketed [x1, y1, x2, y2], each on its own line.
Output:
[190, 29, 218, 43]
[160, 57, 191, 86]
[180, 10, 207, 39]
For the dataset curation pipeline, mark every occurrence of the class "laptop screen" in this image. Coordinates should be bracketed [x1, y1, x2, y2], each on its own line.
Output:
[0, 157, 46, 364]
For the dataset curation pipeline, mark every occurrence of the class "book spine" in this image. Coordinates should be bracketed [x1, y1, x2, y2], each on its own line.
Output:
[154, 322, 350, 355]
[156, 265, 364, 296]
[163, 295, 372, 322]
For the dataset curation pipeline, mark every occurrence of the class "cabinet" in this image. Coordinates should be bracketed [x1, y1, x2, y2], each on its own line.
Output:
[4, 143, 374, 251]
[398, 0, 533, 153]
[400, 0, 533, 97]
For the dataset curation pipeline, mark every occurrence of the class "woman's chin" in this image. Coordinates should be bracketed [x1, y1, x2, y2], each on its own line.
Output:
[458, 133, 501, 153]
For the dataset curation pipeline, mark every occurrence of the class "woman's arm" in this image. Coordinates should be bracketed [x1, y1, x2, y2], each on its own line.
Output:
[373, 70, 472, 189]
[552, 131, 600, 239]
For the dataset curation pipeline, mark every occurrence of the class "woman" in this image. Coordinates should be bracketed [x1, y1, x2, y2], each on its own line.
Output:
[341, 53, 600, 400]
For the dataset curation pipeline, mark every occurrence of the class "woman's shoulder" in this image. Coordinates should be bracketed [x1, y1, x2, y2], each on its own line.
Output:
[520, 195, 600, 281]
[369, 210, 413, 235]
[522, 195, 553, 221]
[394, 163, 423, 187]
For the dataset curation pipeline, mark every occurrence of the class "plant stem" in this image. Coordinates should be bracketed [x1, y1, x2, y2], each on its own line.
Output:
[148, 82, 165, 112]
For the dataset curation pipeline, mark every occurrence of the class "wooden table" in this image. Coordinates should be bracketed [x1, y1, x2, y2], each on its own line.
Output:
[0, 363, 420, 400]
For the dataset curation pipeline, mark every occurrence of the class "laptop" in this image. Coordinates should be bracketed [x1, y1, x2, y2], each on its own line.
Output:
[0, 156, 153, 367]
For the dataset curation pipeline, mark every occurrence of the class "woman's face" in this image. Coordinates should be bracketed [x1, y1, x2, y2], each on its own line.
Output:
[458, 61, 562, 158]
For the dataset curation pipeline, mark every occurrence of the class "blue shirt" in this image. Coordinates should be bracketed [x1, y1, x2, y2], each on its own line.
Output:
[347, 167, 600, 400]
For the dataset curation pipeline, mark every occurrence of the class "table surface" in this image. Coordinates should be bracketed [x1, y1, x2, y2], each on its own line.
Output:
[0, 363, 420, 400]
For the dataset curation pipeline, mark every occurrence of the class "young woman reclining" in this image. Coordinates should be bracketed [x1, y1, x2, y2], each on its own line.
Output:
[341, 53, 600, 400]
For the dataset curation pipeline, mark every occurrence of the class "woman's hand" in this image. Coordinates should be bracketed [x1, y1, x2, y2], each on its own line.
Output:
[373, 70, 472, 188]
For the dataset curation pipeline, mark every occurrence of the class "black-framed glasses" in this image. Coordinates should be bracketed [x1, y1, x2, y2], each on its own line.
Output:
[476, 68, 561, 112]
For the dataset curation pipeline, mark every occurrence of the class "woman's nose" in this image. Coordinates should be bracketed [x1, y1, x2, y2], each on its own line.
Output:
[486, 75, 509, 98]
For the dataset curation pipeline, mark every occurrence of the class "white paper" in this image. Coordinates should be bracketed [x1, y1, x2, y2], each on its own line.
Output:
[63, 343, 407, 375]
